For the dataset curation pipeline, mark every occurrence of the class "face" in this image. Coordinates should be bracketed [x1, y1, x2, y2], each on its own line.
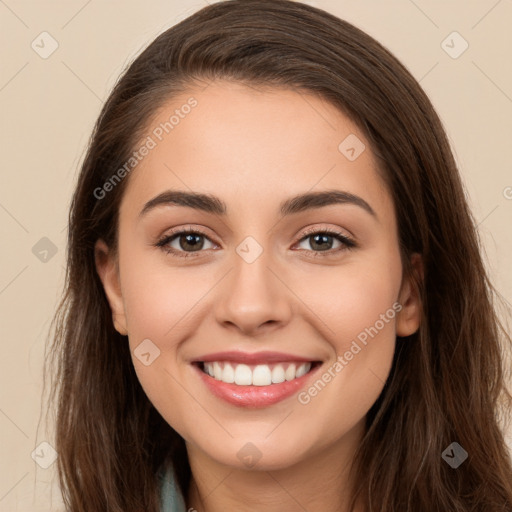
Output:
[95, 80, 421, 472]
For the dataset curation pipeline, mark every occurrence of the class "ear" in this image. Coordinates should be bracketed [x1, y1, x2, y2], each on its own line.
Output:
[396, 252, 423, 337]
[94, 239, 128, 336]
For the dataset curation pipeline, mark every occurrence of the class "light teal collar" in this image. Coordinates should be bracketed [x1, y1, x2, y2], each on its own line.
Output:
[159, 463, 187, 512]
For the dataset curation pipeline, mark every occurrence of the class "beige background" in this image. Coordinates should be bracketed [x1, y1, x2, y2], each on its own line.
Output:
[1, 0, 511, 510]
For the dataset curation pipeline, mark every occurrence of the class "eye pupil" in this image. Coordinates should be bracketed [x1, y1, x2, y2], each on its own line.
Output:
[310, 234, 333, 251]
[180, 233, 204, 251]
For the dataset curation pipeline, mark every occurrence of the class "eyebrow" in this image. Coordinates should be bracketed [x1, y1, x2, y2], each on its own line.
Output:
[139, 189, 377, 219]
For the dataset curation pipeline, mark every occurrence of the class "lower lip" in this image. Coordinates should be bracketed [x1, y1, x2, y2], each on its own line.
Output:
[193, 363, 321, 408]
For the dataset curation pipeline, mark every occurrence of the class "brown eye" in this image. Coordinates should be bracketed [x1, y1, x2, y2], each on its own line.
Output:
[156, 228, 216, 258]
[303, 233, 337, 251]
[295, 228, 356, 256]
[175, 232, 205, 252]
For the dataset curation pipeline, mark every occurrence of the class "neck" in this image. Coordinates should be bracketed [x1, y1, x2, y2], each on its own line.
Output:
[185, 420, 366, 512]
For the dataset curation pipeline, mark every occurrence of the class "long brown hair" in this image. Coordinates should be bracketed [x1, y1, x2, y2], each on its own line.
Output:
[45, 0, 512, 510]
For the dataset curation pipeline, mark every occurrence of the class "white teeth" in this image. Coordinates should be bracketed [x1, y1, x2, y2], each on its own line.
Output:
[295, 363, 309, 378]
[285, 363, 296, 381]
[234, 364, 252, 385]
[271, 365, 286, 384]
[252, 365, 272, 386]
[213, 362, 223, 380]
[223, 363, 235, 383]
[202, 361, 312, 386]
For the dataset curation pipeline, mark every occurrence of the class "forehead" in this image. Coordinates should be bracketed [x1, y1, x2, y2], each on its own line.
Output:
[120, 80, 392, 221]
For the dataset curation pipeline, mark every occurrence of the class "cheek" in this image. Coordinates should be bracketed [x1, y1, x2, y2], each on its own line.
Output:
[293, 256, 401, 351]
[290, 255, 401, 417]
[119, 253, 207, 437]
[291, 252, 402, 421]
[121, 254, 210, 342]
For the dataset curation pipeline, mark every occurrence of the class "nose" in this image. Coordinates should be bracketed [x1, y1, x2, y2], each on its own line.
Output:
[214, 246, 293, 337]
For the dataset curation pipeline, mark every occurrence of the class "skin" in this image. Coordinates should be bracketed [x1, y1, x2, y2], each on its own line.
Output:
[95, 80, 422, 512]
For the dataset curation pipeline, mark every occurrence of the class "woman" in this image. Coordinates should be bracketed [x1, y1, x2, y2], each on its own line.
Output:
[46, 0, 512, 510]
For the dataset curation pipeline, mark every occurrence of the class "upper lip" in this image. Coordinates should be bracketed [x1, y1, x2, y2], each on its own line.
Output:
[191, 351, 320, 365]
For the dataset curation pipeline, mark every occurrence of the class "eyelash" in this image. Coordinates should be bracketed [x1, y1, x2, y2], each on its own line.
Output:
[155, 226, 357, 259]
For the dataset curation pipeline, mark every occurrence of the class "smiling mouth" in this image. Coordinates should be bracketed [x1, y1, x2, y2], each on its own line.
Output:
[195, 361, 322, 386]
